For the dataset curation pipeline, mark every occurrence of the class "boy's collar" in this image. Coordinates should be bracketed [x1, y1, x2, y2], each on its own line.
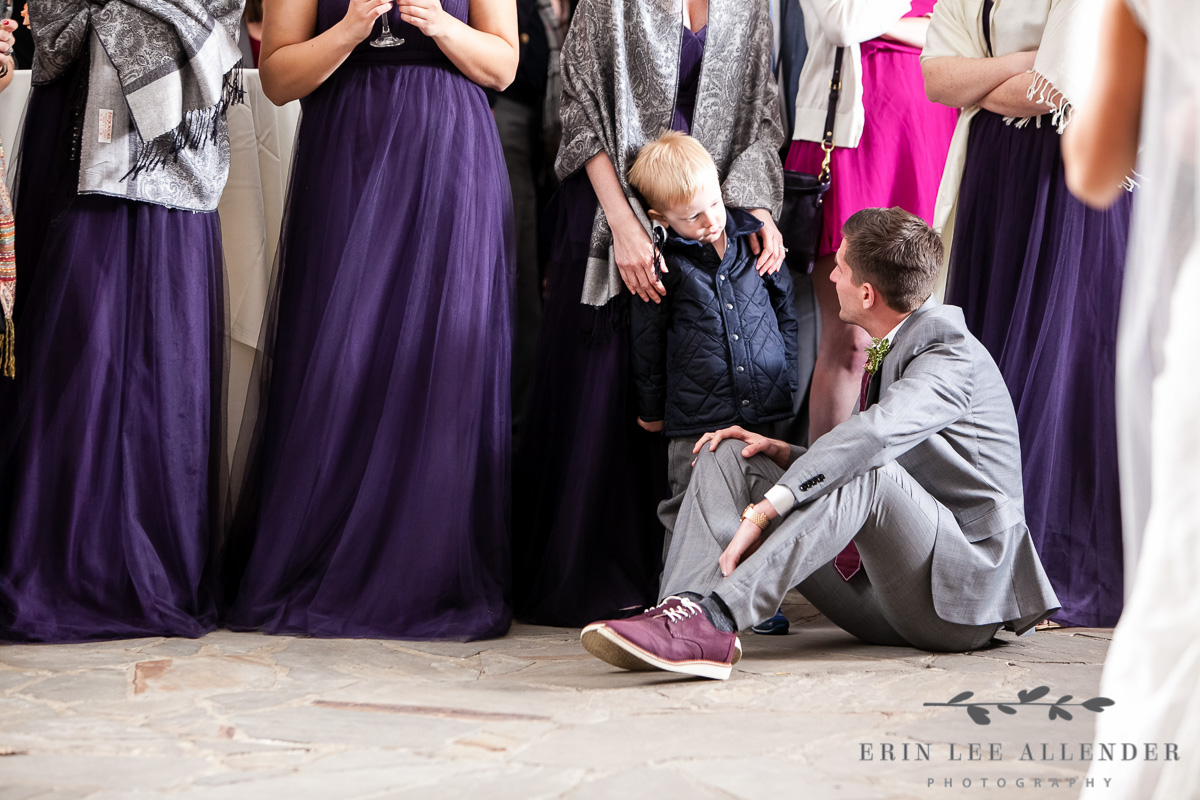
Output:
[659, 207, 763, 249]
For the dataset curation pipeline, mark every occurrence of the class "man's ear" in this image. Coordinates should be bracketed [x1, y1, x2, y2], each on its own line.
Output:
[860, 280, 877, 311]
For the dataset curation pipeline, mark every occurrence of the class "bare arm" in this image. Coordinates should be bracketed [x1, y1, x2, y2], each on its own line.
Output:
[259, 0, 391, 105]
[922, 50, 1036, 108]
[585, 152, 640, 242]
[260, 0, 517, 105]
[398, 0, 518, 91]
[881, 15, 928, 49]
[805, 0, 912, 48]
[978, 71, 1055, 118]
[584, 152, 663, 303]
[1062, 0, 1145, 208]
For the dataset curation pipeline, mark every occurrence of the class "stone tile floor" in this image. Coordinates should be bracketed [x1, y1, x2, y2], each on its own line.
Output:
[0, 594, 1114, 799]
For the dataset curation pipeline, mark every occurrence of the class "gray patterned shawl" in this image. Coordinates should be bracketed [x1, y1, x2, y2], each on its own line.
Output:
[558, 0, 784, 306]
[30, 0, 244, 212]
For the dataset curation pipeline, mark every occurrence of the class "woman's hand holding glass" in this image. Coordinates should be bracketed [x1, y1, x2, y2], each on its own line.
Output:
[397, 0, 451, 39]
[338, 0, 394, 43]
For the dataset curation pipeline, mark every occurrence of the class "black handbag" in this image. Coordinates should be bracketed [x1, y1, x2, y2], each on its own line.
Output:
[778, 47, 845, 274]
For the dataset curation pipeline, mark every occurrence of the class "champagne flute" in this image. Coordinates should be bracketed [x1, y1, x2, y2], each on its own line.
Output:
[371, 1, 404, 48]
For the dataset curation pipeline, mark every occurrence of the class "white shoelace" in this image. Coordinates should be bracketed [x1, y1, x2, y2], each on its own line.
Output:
[660, 597, 703, 623]
[639, 596, 683, 616]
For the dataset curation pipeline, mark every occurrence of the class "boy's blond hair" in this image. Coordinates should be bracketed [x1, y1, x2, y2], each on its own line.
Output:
[627, 130, 720, 212]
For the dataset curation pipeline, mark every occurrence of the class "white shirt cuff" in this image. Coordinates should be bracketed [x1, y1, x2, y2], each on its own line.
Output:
[764, 485, 796, 517]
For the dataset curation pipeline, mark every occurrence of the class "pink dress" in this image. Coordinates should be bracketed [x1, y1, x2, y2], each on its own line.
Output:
[785, 0, 956, 256]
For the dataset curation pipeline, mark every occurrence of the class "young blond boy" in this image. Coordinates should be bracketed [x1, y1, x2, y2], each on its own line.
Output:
[627, 131, 798, 500]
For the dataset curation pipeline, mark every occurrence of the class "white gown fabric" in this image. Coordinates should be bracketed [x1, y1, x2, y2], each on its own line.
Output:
[1083, 1, 1200, 797]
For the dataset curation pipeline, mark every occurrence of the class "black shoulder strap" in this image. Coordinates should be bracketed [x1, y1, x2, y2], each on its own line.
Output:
[982, 0, 995, 57]
[816, 47, 845, 182]
[822, 47, 846, 149]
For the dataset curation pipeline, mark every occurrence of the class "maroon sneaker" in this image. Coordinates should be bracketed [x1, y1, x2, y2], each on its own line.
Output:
[581, 596, 741, 680]
[581, 597, 690, 672]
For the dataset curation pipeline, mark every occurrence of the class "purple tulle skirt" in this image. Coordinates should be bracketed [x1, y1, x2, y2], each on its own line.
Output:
[510, 19, 708, 627]
[222, 58, 514, 640]
[0, 64, 224, 642]
[511, 173, 669, 626]
[947, 111, 1130, 628]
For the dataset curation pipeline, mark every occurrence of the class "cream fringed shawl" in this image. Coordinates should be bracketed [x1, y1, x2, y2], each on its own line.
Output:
[557, 0, 785, 307]
[922, 0, 1102, 255]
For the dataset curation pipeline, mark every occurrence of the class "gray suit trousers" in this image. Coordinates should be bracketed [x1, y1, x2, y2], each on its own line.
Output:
[660, 440, 1001, 652]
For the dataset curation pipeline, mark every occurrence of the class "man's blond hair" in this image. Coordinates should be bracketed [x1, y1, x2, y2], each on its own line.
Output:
[628, 130, 720, 212]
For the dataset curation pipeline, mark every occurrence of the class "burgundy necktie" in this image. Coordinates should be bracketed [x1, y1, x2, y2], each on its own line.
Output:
[833, 370, 875, 581]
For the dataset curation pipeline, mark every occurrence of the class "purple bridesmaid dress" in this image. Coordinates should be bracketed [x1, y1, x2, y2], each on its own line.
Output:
[511, 26, 707, 626]
[0, 60, 224, 642]
[948, 113, 1129, 628]
[945, 2, 1128, 629]
[222, 0, 514, 639]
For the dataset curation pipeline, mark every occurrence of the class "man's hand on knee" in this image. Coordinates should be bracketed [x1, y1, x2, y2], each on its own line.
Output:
[691, 426, 791, 470]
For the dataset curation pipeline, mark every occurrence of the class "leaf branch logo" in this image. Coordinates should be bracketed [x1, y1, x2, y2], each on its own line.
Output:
[923, 686, 1115, 725]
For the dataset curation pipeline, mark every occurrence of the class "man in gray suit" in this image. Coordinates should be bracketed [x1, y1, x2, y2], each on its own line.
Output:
[581, 207, 1060, 680]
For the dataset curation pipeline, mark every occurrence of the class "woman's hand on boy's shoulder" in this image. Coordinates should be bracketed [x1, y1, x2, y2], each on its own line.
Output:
[746, 209, 786, 276]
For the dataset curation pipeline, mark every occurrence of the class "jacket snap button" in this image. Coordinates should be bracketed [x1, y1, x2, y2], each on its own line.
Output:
[731, 334, 739, 341]
[718, 274, 727, 281]
[726, 303, 733, 310]
[736, 366, 744, 373]
[741, 399, 750, 407]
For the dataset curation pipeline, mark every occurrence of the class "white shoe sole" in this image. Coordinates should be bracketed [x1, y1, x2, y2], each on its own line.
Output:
[580, 623, 658, 671]
[581, 622, 742, 666]
[580, 625, 737, 680]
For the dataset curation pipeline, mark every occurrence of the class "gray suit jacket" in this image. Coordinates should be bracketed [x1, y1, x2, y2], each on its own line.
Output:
[778, 297, 1060, 634]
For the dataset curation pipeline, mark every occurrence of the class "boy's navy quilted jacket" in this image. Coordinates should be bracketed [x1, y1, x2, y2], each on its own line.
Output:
[630, 208, 799, 437]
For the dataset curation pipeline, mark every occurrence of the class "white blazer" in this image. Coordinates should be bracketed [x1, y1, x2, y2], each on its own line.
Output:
[791, 0, 911, 148]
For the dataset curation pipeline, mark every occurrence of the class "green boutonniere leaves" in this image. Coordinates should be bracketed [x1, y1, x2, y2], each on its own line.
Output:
[864, 337, 892, 375]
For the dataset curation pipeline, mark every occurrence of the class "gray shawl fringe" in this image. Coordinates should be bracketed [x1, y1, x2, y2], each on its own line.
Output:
[557, 0, 784, 306]
[30, 0, 245, 212]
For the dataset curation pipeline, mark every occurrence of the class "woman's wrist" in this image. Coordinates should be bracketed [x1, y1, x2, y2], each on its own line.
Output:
[423, 7, 461, 42]
[607, 206, 645, 238]
[1002, 49, 1037, 77]
[332, 17, 368, 51]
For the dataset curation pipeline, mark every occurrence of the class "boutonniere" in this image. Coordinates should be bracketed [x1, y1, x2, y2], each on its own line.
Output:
[864, 337, 892, 375]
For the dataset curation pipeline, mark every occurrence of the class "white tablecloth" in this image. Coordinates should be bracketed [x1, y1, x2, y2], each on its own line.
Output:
[0, 70, 30, 163]
[0, 70, 302, 455]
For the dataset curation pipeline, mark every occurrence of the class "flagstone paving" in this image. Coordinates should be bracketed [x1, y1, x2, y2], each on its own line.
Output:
[0, 594, 1114, 799]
